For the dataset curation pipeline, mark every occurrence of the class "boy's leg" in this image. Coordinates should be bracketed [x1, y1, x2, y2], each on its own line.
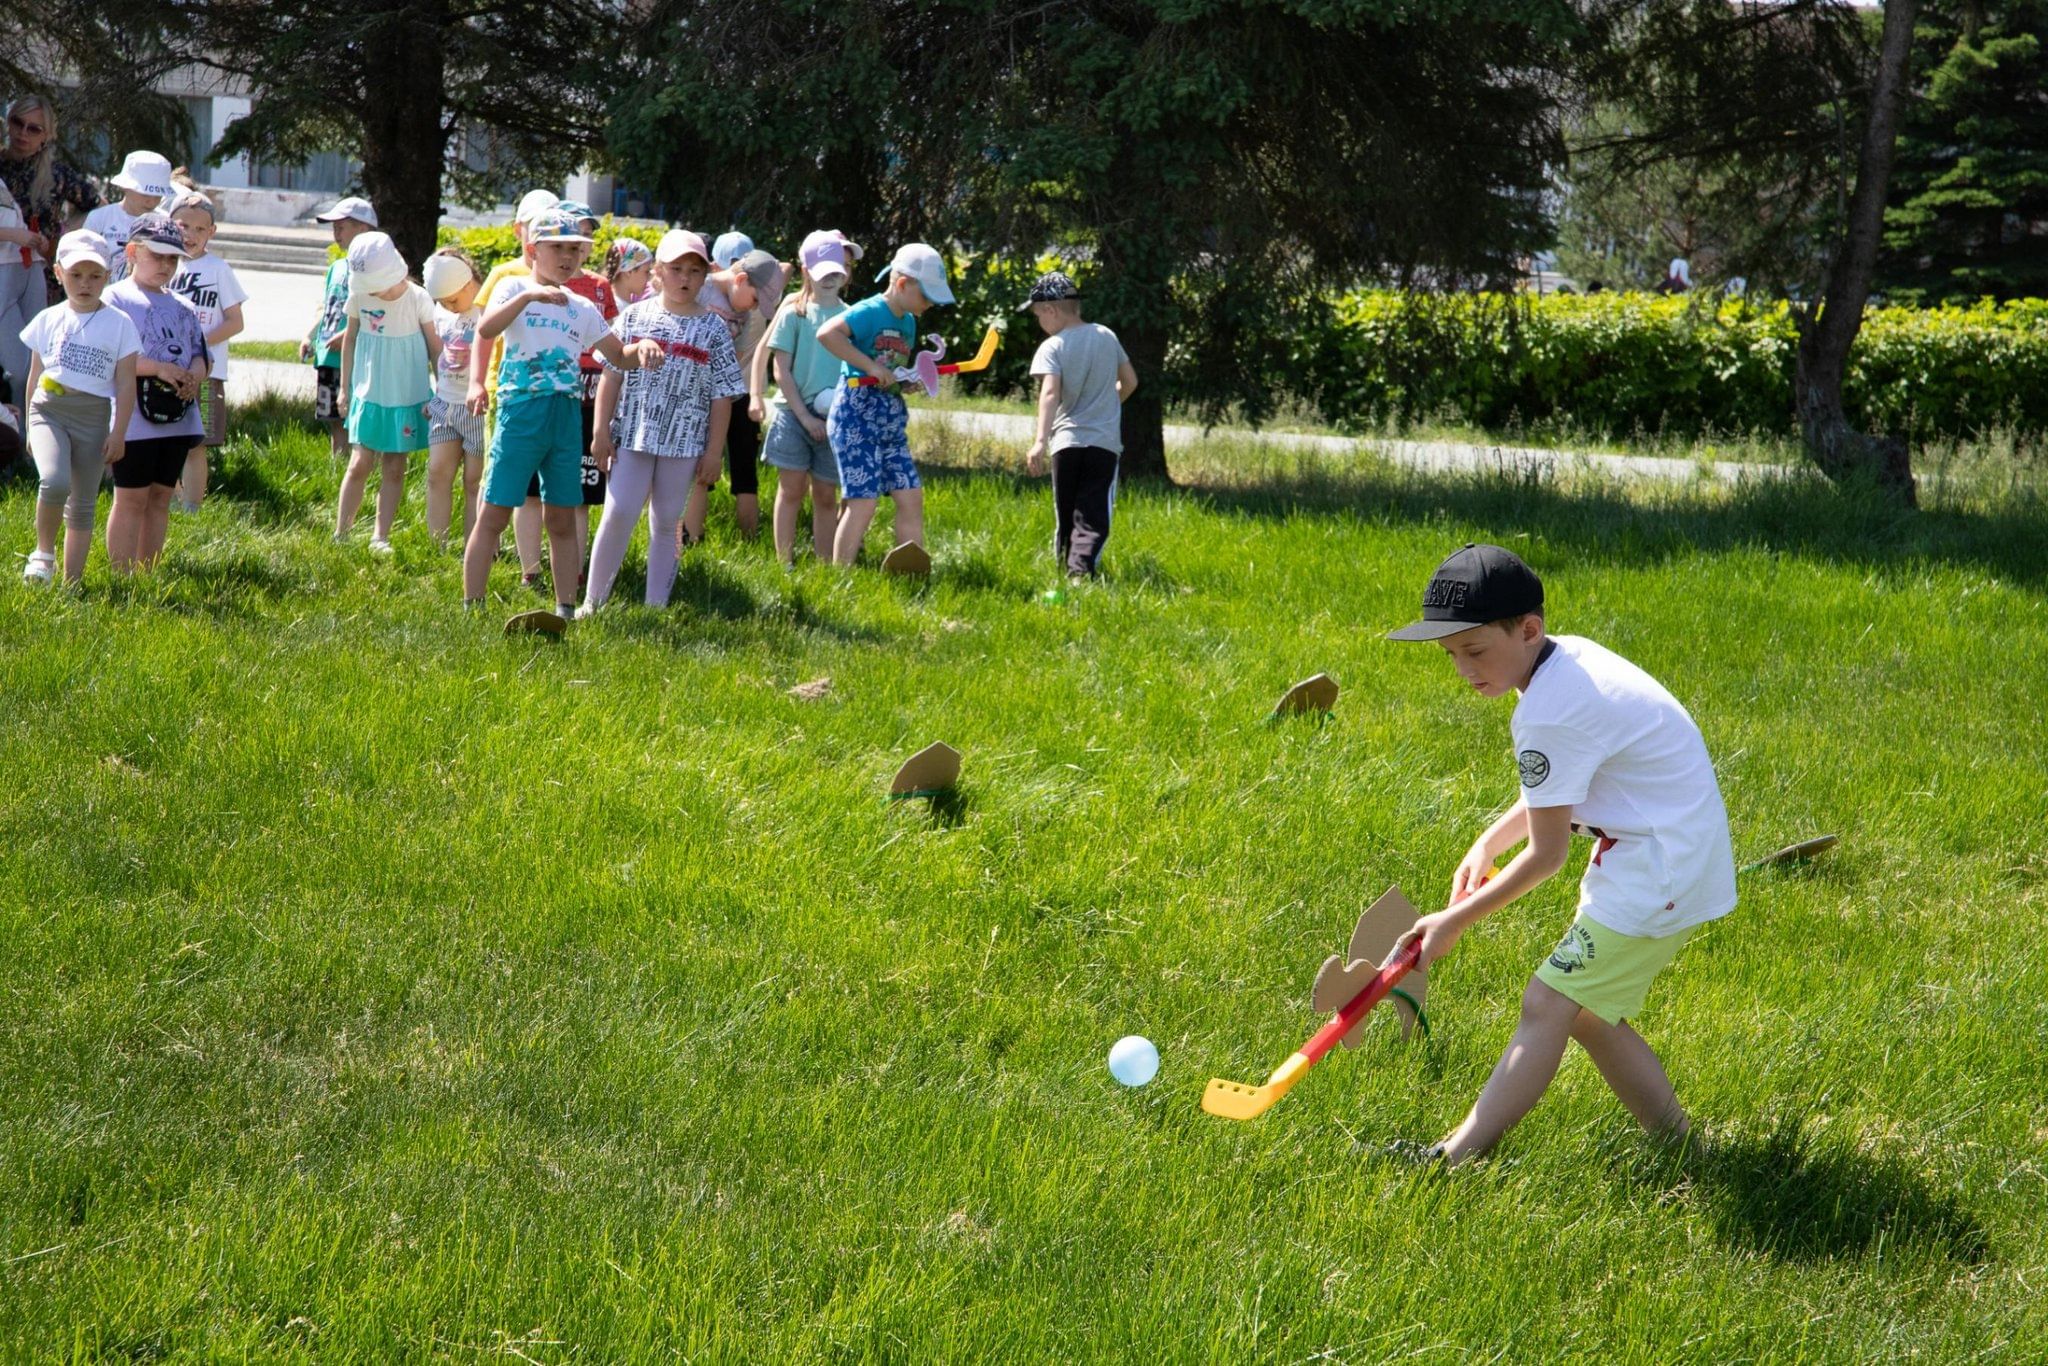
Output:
[810, 478, 839, 561]
[335, 446, 375, 538]
[1568, 1012, 1688, 1137]
[1065, 446, 1118, 576]
[536, 397, 588, 615]
[889, 486, 924, 548]
[542, 503, 580, 615]
[832, 498, 877, 566]
[1438, 977, 1581, 1164]
[462, 452, 483, 544]
[1051, 446, 1078, 569]
[514, 493, 544, 576]
[729, 410, 761, 539]
[683, 469, 712, 543]
[373, 452, 408, 539]
[462, 503, 515, 601]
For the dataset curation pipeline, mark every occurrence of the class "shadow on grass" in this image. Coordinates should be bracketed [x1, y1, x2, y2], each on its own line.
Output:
[891, 785, 971, 828]
[1629, 1115, 1990, 1264]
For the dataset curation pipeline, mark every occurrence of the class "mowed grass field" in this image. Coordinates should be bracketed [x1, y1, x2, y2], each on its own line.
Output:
[2, 400, 2045, 1360]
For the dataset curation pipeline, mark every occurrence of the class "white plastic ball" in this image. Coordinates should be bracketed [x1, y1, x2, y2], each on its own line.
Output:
[1107, 1034, 1160, 1087]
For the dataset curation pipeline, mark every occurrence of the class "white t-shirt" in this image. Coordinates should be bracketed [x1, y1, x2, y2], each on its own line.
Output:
[486, 277, 611, 398]
[83, 204, 144, 282]
[169, 252, 250, 380]
[19, 302, 142, 399]
[1511, 634, 1737, 938]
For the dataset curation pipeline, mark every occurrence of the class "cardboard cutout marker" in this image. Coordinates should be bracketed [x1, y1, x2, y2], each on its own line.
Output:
[505, 609, 568, 639]
[890, 742, 962, 800]
[881, 541, 932, 577]
[1202, 885, 1427, 1122]
[1740, 833, 1839, 874]
[1272, 673, 1338, 719]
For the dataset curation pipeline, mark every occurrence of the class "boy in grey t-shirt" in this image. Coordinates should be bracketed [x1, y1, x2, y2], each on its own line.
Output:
[1023, 272, 1137, 577]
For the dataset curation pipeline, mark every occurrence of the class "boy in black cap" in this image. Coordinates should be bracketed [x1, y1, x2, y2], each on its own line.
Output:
[1386, 543, 1736, 1164]
[1022, 271, 1137, 578]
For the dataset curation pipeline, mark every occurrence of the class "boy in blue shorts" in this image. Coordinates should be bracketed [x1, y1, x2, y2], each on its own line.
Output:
[816, 242, 952, 566]
[1386, 543, 1737, 1165]
[461, 211, 665, 619]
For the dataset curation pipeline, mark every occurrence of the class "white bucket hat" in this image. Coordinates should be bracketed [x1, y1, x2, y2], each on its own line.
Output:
[109, 150, 175, 201]
[347, 231, 409, 298]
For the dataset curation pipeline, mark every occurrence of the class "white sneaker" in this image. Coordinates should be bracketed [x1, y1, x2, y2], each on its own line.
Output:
[23, 551, 54, 584]
[368, 537, 393, 555]
[574, 601, 604, 620]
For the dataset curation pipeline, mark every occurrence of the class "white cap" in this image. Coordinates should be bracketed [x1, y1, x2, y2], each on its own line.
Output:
[347, 231, 409, 298]
[314, 195, 378, 227]
[879, 242, 954, 305]
[109, 150, 174, 200]
[656, 228, 711, 265]
[422, 252, 474, 301]
[711, 231, 754, 269]
[55, 229, 112, 270]
[516, 189, 561, 224]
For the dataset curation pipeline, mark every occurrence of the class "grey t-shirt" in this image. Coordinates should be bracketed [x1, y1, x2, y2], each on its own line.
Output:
[1030, 322, 1129, 455]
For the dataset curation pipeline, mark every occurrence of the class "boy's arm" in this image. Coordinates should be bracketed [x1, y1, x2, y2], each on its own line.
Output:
[817, 319, 894, 388]
[478, 285, 558, 340]
[590, 332, 661, 371]
[590, 367, 622, 471]
[1454, 799, 1529, 901]
[206, 302, 244, 348]
[1116, 359, 1139, 402]
[1026, 372, 1058, 476]
[104, 353, 136, 461]
[1395, 803, 1573, 967]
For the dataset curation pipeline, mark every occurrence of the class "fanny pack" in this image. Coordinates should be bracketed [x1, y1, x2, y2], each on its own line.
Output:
[137, 375, 193, 425]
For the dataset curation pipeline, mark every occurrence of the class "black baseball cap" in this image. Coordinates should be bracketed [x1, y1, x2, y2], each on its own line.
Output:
[1020, 270, 1081, 309]
[1386, 543, 1544, 641]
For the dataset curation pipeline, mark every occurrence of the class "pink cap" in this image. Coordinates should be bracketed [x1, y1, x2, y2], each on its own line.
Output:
[656, 229, 710, 265]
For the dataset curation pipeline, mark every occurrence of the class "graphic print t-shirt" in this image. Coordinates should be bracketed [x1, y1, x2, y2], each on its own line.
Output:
[19, 302, 141, 399]
[433, 304, 479, 409]
[312, 257, 350, 368]
[606, 301, 746, 459]
[168, 252, 249, 379]
[83, 204, 144, 283]
[485, 276, 611, 400]
[346, 281, 436, 408]
[105, 279, 207, 439]
[1511, 634, 1737, 938]
[833, 294, 916, 384]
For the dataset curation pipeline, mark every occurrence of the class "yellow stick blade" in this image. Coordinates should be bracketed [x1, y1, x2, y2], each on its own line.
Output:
[956, 326, 1000, 372]
[1201, 1077, 1279, 1121]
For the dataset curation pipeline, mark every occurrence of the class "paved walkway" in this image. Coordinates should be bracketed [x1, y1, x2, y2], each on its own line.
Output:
[235, 267, 327, 344]
[227, 360, 1793, 485]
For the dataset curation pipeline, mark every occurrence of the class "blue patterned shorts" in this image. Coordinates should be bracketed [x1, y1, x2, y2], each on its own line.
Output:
[827, 386, 919, 502]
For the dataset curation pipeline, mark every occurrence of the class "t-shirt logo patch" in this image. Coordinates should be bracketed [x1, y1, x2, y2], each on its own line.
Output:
[1518, 749, 1551, 787]
[1548, 924, 1595, 974]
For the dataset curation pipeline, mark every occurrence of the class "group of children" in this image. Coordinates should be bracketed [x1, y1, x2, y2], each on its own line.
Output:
[8, 149, 245, 583]
[13, 162, 1140, 603]
[294, 186, 1141, 625]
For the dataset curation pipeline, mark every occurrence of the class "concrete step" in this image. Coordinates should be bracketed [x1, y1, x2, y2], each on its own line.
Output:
[212, 225, 332, 277]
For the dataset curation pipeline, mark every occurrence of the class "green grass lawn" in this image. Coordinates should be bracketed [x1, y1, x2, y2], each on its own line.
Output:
[3, 400, 2045, 1358]
[230, 340, 306, 365]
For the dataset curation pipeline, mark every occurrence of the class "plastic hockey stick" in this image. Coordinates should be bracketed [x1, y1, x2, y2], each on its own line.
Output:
[846, 326, 1001, 392]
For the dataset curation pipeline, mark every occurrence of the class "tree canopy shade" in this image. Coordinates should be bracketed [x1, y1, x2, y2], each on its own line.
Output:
[1884, 0, 2048, 302]
[611, 0, 1581, 477]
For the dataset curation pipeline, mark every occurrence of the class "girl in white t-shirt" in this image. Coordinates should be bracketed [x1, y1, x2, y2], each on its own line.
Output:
[17, 231, 140, 584]
[335, 232, 440, 551]
[421, 248, 485, 547]
[0, 179, 43, 401]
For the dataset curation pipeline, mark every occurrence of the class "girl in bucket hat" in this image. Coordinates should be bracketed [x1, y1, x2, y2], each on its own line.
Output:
[334, 231, 441, 551]
[85, 151, 175, 282]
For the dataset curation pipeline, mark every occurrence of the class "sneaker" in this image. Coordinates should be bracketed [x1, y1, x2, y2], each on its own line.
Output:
[23, 551, 54, 584]
[1375, 1139, 1448, 1168]
[368, 537, 393, 555]
[573, 601, 601, 620]
[520, 570, 545, 594]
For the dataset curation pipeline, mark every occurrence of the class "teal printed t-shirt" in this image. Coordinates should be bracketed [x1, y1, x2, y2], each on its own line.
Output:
[833, 293, 916, 383]
[312, 257, 349, 368]
[486, 276, 612, 399]
[767, 297, 849, 414]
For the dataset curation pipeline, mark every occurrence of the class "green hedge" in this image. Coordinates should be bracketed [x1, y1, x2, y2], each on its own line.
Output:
[1300, 292, 2048, 440]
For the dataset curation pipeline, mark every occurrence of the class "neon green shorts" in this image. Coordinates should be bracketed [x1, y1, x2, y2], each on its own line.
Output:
[1533, 913, 1697, 1026]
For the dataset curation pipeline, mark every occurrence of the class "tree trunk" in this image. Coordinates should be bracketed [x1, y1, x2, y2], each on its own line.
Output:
[1794, 0, 1920, 504]
[355, 2, 450, 270]
[1094, 215, 1173, 482]
[1117, 313, 1170, 482]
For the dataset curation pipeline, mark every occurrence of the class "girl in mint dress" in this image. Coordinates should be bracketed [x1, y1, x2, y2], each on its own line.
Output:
[335, 232, 440, 550]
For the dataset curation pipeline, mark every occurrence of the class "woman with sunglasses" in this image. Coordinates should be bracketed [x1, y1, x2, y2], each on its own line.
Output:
[1, 95, 104, 390]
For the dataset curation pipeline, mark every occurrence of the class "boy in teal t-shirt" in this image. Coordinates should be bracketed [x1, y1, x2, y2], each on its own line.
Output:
[303, 197, 379, 462]
[815, 241, 951, 566]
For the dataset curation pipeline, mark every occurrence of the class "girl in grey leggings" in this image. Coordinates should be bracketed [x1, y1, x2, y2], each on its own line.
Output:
[27, 388, 124, 583]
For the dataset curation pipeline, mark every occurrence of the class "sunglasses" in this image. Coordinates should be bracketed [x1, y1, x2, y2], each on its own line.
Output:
[8, 116, 47, 134]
